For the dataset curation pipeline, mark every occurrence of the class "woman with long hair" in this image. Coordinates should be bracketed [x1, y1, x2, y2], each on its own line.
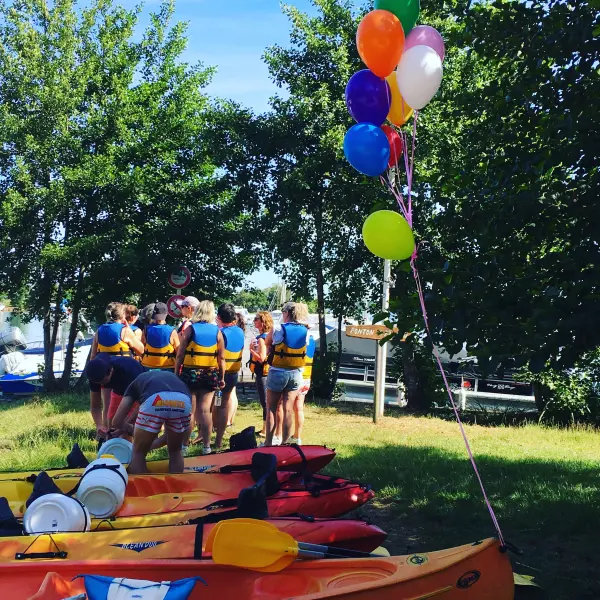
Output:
[175, 300, 226, 455]
[289, 303, 313, 445]
[264, 302, 310, 446]
[249, 310, 273, 438]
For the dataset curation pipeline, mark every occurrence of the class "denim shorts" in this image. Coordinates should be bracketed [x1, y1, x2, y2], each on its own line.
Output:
[266, 368, 303, 393]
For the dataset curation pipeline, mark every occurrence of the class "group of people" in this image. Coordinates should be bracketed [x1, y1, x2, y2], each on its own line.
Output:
[84, 298, 316, 473]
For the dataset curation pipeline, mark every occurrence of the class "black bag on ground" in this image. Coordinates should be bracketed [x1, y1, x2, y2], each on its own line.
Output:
[66, 443, 90, 469]
[25, 471, 63, 508]
[229, 426, 257, 451]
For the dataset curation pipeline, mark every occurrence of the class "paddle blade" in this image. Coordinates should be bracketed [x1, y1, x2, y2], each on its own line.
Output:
[205, 519, 279, 553]
[212, 521, 299, 571]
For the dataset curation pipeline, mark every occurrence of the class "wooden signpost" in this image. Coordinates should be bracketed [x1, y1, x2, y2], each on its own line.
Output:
[345, 324, 398, 340]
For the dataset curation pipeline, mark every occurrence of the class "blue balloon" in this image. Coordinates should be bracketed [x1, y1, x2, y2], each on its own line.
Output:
[344, 124, 390, 177]
[345, 70, 391, 126]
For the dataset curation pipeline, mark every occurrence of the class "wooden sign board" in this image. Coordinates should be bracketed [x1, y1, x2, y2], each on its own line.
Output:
[345, 324, 398, 340]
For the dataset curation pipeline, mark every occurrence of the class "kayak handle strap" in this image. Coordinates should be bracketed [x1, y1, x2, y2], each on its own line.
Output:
[15, 533, 68, 560]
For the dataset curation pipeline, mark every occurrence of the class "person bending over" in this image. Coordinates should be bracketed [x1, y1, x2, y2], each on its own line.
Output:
[112, 371, 192, 474]
[86, 354, 144, 441]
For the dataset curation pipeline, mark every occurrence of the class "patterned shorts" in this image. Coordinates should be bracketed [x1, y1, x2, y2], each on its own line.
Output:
[135, 391, 192, 434]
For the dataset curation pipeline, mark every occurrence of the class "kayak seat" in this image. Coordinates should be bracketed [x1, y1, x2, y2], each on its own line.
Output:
[66, 444, 89, 469]
[26, 472, 63, 508]
[251, 573, 322, 599]
[125, 476, 175, 497]
[250, 453, 279, 496]
[0, 497, 23, 536]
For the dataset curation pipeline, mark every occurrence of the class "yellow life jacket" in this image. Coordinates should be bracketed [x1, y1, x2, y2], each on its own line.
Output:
[97, 323, 131, 356]
[183, 322, 218, 369]
[303, 335, 316, 379]
[142, 324, 176, 369]
[268, 323, 308, 370]
[249, 333, 270, 377]
[221, 325, 245, 373]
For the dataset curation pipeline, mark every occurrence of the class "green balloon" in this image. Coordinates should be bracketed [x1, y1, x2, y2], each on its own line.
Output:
[375, 0, 420, 35]
[362, 210, 415, 261]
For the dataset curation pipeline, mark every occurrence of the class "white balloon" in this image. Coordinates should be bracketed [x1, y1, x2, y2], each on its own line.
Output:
[396, 45, 443, 110]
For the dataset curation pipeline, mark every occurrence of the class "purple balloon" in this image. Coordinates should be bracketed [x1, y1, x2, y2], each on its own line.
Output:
[405, 25, 445, 62]
[345, 70, 391, 126]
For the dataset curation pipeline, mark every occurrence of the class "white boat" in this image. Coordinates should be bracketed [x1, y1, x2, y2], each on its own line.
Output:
[0, 325, 92, 397]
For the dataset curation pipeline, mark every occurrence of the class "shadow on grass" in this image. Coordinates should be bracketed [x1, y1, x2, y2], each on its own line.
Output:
[330, 443, 600, 599]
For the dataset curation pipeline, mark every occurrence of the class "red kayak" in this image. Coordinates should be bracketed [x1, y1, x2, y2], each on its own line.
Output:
[0, 445, 336, 481]
[84, 471, 375, 529]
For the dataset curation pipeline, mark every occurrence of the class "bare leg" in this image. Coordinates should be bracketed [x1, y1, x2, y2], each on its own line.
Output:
[166, 429, 186, 473]
[128, 428, 158, 474]
[215, 388, 234, 450]
[282, 390, 299, 444]
[265, 389, 281, 446]
[101, 387, 112, 429]
[227, 387, 238, 426]
[294, 393, 306, 440]
[196, 390, 215, 451]
[275, 396, 284, 440]
[182, 392, 197, 446]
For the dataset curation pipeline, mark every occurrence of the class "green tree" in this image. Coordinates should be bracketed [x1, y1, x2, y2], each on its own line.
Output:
[0, 0, 256, 389]
[255, 0, 389, 378]
[381, 0, 600, 415]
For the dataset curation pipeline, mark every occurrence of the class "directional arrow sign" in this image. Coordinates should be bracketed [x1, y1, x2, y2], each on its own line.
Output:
[345, 324, 398, 340]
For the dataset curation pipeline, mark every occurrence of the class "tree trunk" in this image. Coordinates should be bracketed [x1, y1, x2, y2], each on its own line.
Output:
[402, 341, 425, 411]
[42, 280, 63, 392]
[316, 266, 327, 359]
[329, 313, 343, 395]
[60, 269, 85, 390]
[533, 381, 549, 415]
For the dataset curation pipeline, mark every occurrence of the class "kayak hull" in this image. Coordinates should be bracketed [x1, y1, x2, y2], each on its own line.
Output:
[17, 538, 514, 600]
[10, 472, 373, 529]
[0, 445, 335, 480]
[0, 518, 386, 562]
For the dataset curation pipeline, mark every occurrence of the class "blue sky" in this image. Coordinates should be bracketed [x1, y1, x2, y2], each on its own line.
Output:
[119, 0, 322, 288]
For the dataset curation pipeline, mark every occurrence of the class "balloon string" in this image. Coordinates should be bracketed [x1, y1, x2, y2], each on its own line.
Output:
[400, 113, 505, 546]
[409, 254, 506, 546]
[380, 174, 409, 221]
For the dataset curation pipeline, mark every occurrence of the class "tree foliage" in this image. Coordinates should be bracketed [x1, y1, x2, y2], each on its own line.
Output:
[251, 0, 391, 361]
[0, 0, 257, 388]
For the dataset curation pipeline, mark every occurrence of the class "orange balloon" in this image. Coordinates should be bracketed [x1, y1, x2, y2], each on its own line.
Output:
[385, 72, 414, 125]
[357, 10, 405, 79]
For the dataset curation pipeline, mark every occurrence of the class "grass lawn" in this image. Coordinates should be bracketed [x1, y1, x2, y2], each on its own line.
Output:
[0, 393, 598, 598]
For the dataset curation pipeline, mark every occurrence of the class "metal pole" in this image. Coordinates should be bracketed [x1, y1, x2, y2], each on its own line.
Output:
[373, 259, 391, 423]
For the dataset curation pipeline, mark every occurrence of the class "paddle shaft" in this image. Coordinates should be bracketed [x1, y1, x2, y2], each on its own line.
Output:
[297, 548, 367, 560]
[298, 542, 385, 559]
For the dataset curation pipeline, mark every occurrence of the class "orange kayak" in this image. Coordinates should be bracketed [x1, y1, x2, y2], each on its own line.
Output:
[0, 445, 334, 481]
[11, 471, 374, 529]
[18, 538, 514, 600]
[0, 518, 386, 562]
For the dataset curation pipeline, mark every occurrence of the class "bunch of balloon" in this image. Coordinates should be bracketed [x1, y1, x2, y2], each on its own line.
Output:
[343, 0, 445, 262]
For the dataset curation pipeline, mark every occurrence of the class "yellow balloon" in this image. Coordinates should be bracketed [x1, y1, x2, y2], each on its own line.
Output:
[386, 73, 414, 126]
[362, 210, 415, 260]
